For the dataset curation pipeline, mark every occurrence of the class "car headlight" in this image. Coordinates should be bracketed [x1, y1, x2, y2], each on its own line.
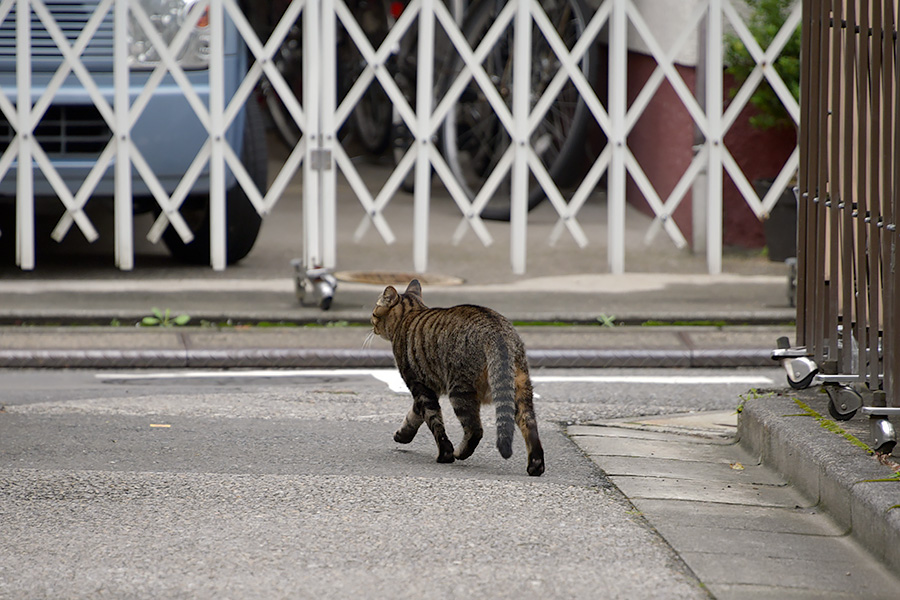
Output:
[128, 0, 210, 70]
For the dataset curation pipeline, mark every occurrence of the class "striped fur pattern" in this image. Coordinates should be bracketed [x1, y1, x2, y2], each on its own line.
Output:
[371, 280, 544, 476]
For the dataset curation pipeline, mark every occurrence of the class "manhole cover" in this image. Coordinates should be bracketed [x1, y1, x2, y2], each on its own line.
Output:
[334, 271, 464, 287]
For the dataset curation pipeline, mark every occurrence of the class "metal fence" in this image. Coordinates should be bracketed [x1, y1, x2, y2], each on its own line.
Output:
[779, 0, 900, 453]
[1, 0, 800, 277]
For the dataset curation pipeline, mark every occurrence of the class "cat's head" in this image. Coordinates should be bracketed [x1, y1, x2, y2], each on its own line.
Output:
[371, 279, 425, 341]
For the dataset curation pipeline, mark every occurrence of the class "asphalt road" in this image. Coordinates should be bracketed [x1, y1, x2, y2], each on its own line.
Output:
[0, 367, 782, 599]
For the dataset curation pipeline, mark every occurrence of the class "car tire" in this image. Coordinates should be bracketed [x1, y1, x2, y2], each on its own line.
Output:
[162, 99, 268, 265]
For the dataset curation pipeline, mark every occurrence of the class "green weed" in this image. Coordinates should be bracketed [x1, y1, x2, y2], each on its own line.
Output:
[141, 307, 190, 328]
[791, 398, 873, 454]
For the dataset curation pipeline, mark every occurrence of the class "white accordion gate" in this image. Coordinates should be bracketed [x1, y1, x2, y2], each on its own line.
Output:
[0, 0, 800, 276]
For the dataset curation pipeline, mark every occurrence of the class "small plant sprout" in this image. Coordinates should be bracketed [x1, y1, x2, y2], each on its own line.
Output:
[141, 307, 191, 327]
[597, 314, 617, 328]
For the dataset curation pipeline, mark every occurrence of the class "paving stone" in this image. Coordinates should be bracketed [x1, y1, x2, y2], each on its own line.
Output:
[680, 551, 898, 597]
[611, 475, 812, 507]
[573, 434, 748, 462]
[584, 410, 740, 439]
[706, 583, 858, 600]
[651, 523, 851, 561]
[633, 498, 845, 536]
[598, 455, 785, 485]
[568, 424, 734, 444]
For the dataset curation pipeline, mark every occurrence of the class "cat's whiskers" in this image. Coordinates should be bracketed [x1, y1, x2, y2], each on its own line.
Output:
[362, 330, 376, 349]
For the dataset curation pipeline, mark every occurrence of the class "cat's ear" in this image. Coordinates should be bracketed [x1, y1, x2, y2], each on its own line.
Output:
[405, 279, 422, 297]
[377, 286, 400, 309]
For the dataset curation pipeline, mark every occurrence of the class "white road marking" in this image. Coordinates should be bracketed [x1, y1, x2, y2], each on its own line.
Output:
[368, 370, 411, 393]
[532, 375, 775, 385]
[95, 369, 398, 381]
[0, 279, 296, 294]
[96, 370, 774, 394]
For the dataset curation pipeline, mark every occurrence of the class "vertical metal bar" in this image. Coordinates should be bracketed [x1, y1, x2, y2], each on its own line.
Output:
[827, 0, 841, 366]
[607, 0, 627, 274]
[814, 0, 830, 369]
[15, 0, 34, 270]
[705, 0, 723, 276]
[840, 0, 856, 374]
[867, 0, 883, 389]
[510, 0, 531, 274]
[321, 0, 337, 269]
[414, 0, 435, 273]
[797, 0, 812, 347]
[893, 0, 900, 408]
[303, 0, 321, 270]
[113, 0, 133, 270]
[805, 0, 825, 366]
[882, 0, 896, 404]
[208, 0, 226, 270]
[854, 0, 870, 379]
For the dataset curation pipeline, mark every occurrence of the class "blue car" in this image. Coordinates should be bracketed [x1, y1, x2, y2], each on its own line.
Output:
[0, 0, 268, 264]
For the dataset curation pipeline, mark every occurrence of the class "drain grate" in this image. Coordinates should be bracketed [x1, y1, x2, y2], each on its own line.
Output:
[334, 271, 464, 286]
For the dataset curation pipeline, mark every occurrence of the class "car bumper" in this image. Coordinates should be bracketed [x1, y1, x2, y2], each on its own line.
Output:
[0, 66, 245, 208]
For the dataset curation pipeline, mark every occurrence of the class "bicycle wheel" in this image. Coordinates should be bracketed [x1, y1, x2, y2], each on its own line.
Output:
[341, 0, 393, 155]
[440, 0, 596, 221]
[262, 0, 393, 154]
[263, 18, 303, 148]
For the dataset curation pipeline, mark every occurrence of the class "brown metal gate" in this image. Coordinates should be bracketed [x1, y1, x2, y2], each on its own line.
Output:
[783, 0, 900, 450]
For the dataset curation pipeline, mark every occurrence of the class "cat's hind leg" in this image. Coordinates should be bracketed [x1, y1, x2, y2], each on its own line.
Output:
[515, 370, 545, 476]
[450, 387, 483, 460]
[410, 383, 455, 463]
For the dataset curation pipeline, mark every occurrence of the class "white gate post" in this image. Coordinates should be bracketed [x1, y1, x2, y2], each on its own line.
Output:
[607, 0, 627, 274]
[510, 0, 531, 274]
[692, 9, 707, 256]
[114, 0, 133, 270]
[208, 0, 227, 270]
[321, 0, 337, 269]
[706, 0, 723, 275]
[414, 0, 436, 273]
[16, 0, 34, 270]
[303, 0, 322, 271]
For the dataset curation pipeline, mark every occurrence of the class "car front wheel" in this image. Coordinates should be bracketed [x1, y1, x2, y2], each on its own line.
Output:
[161, 99, 268, 265]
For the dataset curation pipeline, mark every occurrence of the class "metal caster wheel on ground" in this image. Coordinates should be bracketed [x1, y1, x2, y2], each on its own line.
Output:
[789, 364, 818, 390]
[292, 262, 338, 311]
[824, 385, 863, 421]
[780, 354, 818, 389]
[772, 338, 818, 390]
[870, 418, 897, 455]
[862, 407, 900, 455]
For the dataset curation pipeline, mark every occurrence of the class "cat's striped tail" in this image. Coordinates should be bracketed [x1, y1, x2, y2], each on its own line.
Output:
[487, 334, 517, 459]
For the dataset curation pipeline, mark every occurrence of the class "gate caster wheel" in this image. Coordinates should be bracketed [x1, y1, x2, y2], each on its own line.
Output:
[292, 262, 338, 311]
[870, 417, 897, 455]
[785, 357, 818, 390]
[824, 385, 863, 421]
[827, 400, 857, 421]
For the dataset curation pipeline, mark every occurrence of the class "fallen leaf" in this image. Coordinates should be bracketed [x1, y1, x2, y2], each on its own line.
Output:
[730, 462, 745, 470]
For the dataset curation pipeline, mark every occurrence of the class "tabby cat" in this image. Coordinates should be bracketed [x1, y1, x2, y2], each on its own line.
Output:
[371, 279, 544, 476]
